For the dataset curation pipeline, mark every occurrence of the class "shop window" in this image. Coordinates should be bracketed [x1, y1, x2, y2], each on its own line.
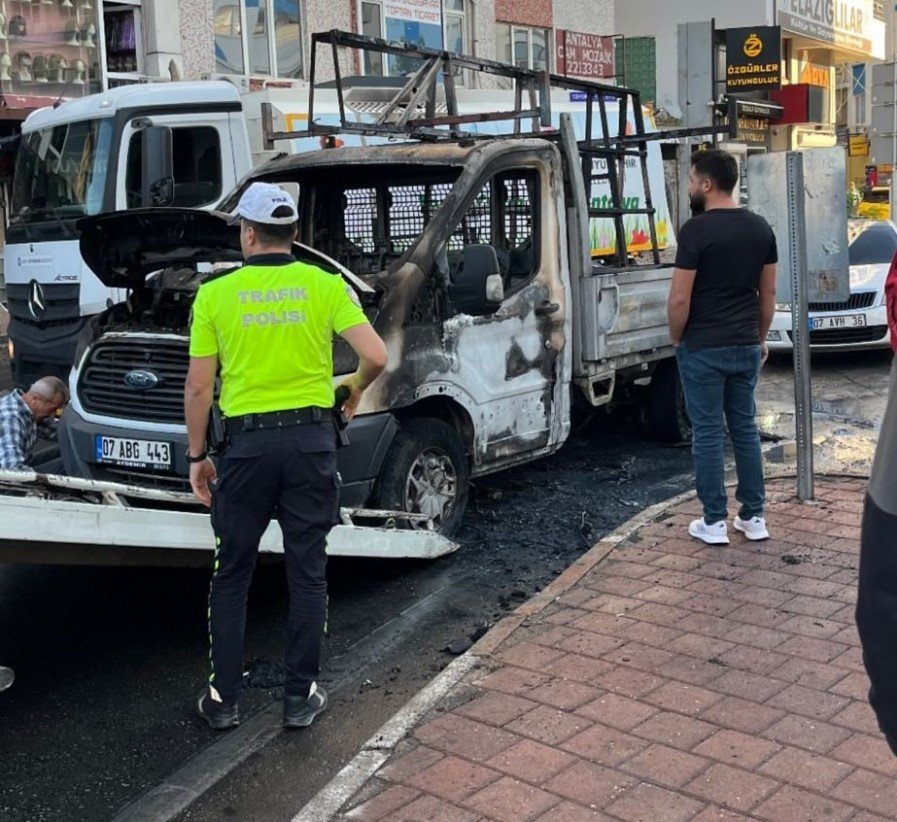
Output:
[104, 2, 141, 78]
[126, 126, 223, 208]
[214, 0, 302, 78]
[360, 0, 466, 76]
[0, 0, 102, 96]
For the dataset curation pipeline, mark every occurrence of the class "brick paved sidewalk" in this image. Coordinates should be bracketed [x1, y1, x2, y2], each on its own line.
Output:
[336, 476, 897, 822]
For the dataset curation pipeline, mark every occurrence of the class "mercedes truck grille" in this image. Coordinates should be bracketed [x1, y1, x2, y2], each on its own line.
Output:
[78, 338, 189, 423]
[6, 282, 80, 326]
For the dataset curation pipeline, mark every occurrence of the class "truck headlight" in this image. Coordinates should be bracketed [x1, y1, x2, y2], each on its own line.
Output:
[766, 330, 782, 341]
[775, 302, 791, 312]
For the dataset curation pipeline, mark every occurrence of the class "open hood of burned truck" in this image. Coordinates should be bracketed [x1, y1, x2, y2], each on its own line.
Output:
[77, 209, 244, 288]
[76, 208, 374, 297]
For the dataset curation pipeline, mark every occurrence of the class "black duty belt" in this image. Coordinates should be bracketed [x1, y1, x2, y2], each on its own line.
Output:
[225, 406, 330, 434]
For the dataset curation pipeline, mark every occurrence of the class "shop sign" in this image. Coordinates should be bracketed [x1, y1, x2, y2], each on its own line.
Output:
[556, 30, 615, 79]
[800, 62, 830, 87]
[725, 27, 782, 92]
[849, 134, 870, 156]
[737, 116, 772, 148]
[382, 0, 443, 74]
[777, 0, 874, 55]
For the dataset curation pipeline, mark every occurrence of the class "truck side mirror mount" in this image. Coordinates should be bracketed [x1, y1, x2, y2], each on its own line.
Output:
[485, 273, 504, 303]
[448, 244, 503, 316]
[141, 125, 174, 208]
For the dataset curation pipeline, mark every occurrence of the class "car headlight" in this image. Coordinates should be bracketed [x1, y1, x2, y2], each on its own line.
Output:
[766, 330, 783, 341]
[775, 302, 791, 312]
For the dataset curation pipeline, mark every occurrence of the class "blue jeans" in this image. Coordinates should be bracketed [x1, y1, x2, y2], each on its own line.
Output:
[676, 344, 765, 525]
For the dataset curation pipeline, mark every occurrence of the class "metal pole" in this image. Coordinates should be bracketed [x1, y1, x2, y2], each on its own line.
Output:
[787, 151, 814, 500]
[891, 4, 897, 220]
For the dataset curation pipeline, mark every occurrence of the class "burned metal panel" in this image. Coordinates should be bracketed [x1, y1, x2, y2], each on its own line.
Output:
[578, 266, 675, 362]
[748, 148, 850, 305]
[348, 142, 572, 474]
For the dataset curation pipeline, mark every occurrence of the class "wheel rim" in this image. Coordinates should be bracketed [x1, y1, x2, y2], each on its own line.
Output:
[404, 447, 458, 528]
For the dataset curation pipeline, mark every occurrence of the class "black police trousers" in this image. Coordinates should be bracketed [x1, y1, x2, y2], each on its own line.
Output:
[208, 421, 339, 703]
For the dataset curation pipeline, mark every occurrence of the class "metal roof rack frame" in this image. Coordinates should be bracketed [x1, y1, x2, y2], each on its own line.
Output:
[261, 30, 734, 268]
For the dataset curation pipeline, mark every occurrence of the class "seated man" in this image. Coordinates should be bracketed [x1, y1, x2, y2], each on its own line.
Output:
[0, 376, 68, 470]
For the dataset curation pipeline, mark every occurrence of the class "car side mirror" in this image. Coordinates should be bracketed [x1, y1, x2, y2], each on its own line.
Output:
[141, 125, 174, 208]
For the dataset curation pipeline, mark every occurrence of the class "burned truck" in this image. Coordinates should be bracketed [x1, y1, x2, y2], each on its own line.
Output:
[56, 34, 724, 539]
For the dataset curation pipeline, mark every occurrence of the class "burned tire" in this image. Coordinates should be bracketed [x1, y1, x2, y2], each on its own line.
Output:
[649, 358, 691, 443]
[371, 417, 469, 537]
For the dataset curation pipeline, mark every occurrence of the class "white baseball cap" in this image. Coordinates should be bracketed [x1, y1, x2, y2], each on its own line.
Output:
[231, 182, 298, 225]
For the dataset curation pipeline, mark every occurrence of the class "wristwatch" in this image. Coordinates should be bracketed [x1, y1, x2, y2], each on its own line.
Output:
[186, 449, 209, 464]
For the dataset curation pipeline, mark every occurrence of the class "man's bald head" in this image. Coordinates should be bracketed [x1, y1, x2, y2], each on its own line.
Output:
[24, 376, 69, 419]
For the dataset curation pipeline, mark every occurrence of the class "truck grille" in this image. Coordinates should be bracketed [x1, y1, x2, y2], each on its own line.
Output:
[6, 282, 80, 325]
[807, 292, 876, 312]
[78, 338, 189, 423]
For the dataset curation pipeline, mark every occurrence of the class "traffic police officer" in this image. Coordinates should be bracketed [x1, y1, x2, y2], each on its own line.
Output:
[185, 182, 388, 730]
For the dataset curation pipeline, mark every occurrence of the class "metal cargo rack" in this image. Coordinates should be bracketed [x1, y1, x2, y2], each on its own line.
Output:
[261, 29, 734, 268]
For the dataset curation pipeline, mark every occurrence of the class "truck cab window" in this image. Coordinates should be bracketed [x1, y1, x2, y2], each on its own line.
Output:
[446, 170, 539, 296]
[305, 165, 460, 284]
[125, 126, 223, 208]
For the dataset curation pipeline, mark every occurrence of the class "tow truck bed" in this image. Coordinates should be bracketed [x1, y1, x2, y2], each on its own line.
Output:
[0, 470, 457, 566]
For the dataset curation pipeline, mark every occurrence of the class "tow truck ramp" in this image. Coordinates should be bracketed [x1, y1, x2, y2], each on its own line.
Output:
[0, 470, 457, 565]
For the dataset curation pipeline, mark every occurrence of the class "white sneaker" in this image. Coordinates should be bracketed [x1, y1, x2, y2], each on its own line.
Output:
[688, 518, 730, 545]
[734, 515, 770, 541]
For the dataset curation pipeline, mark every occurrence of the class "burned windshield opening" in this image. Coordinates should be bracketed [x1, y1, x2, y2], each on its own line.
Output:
[293, 164, 463, 285]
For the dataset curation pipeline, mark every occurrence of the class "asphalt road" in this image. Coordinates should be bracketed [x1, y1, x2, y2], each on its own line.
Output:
[0, 343, 890, 822]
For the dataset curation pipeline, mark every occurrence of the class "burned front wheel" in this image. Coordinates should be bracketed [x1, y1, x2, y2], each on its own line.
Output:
[371, 417, 469, 537]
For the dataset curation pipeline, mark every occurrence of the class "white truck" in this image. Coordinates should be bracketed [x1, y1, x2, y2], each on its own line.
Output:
[3, 73, 673, 388]
[0, 32, 727, 564]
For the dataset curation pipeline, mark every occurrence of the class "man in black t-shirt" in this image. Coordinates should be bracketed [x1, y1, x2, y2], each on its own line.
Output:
[667, 149, 777, 546]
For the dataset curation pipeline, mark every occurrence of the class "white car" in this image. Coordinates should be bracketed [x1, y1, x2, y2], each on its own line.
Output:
[767, 220, 897, 352]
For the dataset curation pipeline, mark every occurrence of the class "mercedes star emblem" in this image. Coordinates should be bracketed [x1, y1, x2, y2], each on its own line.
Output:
[27, 280, 46, 321]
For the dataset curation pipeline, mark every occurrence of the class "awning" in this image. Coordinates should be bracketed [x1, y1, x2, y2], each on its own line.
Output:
[0, 92, 70, 121]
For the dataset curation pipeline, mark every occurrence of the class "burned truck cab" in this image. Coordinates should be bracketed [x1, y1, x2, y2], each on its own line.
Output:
[60, 138, 572, 536]
[58, 208, 397, 513]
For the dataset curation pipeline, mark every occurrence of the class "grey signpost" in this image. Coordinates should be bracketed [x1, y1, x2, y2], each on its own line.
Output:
[786, 153, 814, 500]
[749, 149, 850, 502]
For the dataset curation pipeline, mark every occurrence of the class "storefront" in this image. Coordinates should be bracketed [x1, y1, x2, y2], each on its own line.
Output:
[771, 0, 884, 152]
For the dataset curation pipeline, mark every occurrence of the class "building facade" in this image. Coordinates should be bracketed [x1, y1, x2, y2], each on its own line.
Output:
[615, 0, 886, 163]
[171, 0, 613, 84]
[0, 0, 613, 133]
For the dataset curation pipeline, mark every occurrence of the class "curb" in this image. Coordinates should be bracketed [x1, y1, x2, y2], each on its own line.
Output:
[293, 484, 703, 821]
[293, 468, 871, 821]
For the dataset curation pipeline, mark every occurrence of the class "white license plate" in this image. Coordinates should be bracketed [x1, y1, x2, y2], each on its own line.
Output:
[810, 314, 867, 330]
[95, 436, 172, 469]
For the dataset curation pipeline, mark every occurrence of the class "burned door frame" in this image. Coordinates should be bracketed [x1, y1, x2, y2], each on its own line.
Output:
[430, 145, 573, 474]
